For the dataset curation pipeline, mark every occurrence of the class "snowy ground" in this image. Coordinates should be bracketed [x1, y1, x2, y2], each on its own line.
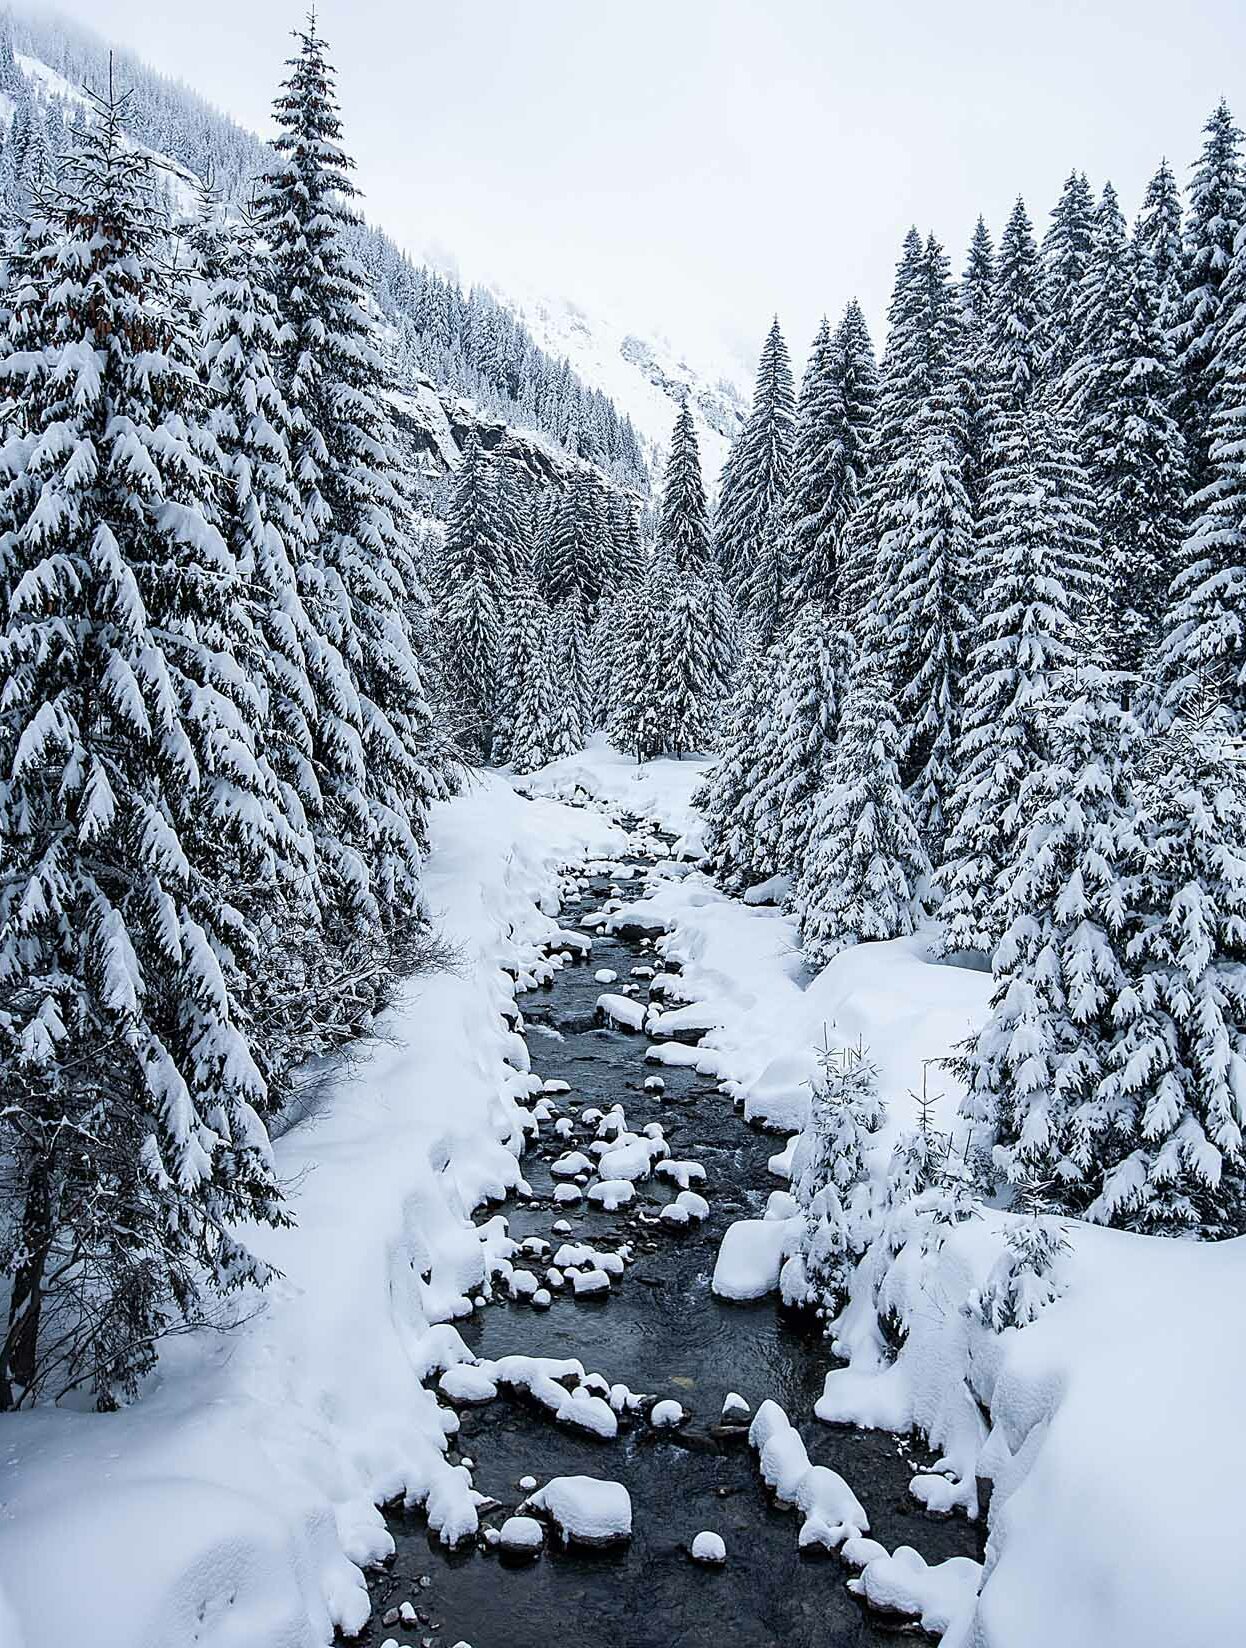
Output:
[537, 739, 1246, 1648]
[0, 775, 623, 1648]
[4, 744, 1244, 1648]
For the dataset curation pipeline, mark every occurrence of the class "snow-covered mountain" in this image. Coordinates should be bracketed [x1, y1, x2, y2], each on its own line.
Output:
[484, 279, 750, 484]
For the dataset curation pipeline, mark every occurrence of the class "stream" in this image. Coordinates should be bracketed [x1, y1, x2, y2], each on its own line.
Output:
[361, 842, 983, 1648]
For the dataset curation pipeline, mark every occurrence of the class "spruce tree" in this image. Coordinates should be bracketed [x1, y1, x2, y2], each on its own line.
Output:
[857, 233, 961, 654]
[0, 93, 287, 1407]
[1069, 196, 1188, 674]
[1172, 100, 1245, 494]
[608, 569, 665, 763]
[657, 398, 713, 577]
[1092, 696, 1246, 1232]
[938, 401, 1095, 955]
[784, 318, 847, 610]
[957, 216, 997, 515]
[987, 197, 1046, 432]
[883, 394, 976, 857]
[508, 585, 561, 774]
[259, 19, 438, 986]
[830, 299, 880, 621]
[748, 604, 855, 882]
[1039, 170, 1096, 378]
[1134, 157, 1185, 316]
[715, 317, 795, 619]
[956, 670, 1143, 1210]
[698, 645, 773, 888]
[1160, 226, 1246, 730]
[441, 436, 505, 760]
[796, 655, 930, 966]
[788, 1041, 885, 1313]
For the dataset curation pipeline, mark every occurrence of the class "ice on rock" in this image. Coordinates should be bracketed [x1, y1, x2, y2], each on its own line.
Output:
[675, 1190, 709, 1221]
[532, 1288, 552, 1309]
[848, 1547, 983, 1636]
[518, 1475, 538, 1492]
[660, 1202, 691, 1227]
[649, 1398, 686, 1428]
[552, 1219, 572, 1234]
[644, 1075, 665, 1092]
[524, 1476, 632, 1547]
[721, 1392, 751, 1422]
[553, 1183, 582, 1204]
[597, 992, 648, 1031]
[587, 1178, 635, 1210]
[597, 1251, 626, 1277]
[690, 1531, 727, 1565]
[594, 969, 618, 984]
[498, 1515, 544, 1556]
[438, 1363, 498, 1406]
[554, 1117, 575, 1139]
[507, 1269, 539, 1299]
[542, 1078, 571, 1094]
[572, 1268, 611, 1297]
[545, 1267, 565, 1289]
[554, 1243, 597, 1269]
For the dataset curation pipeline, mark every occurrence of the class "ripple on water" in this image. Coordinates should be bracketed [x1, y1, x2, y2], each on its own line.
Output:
[365, 859, 982, 1648]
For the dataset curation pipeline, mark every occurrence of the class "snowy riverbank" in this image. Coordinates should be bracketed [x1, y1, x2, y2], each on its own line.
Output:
[0, 776, 623, 1648]
[538, 741, 1246, 1648]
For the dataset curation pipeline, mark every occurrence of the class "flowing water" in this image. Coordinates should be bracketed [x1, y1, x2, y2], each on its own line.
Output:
[362, 851, 982, 1648]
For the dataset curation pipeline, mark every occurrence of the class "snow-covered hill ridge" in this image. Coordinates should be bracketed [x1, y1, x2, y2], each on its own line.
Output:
[483, 279, 748, 483]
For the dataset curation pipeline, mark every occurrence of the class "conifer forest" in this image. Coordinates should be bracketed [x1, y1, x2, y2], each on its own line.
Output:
[0, 5, 1242, 1647]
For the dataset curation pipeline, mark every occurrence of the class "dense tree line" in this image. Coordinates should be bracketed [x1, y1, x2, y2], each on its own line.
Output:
[0, 23, 458, 1409]
[700, 102, 1246, 1239]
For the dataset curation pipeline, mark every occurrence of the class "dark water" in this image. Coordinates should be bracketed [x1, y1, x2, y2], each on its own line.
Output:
[362, 858, 981, 1648]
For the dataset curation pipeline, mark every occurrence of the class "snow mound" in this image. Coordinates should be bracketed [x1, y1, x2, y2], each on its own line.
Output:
[523, 1476, 632, 1546]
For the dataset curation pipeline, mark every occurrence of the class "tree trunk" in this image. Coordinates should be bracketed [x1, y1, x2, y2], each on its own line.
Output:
[1, 1162, 52, 1409]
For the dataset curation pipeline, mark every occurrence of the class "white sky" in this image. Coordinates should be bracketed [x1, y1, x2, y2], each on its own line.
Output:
[43, 0, 1246, 381]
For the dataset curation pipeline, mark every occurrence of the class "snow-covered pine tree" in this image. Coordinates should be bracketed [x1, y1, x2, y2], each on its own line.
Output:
[1039, 169, 1096, 379]
[507, 583, 561, 774]
[956, 668, 1143, 1212]
[986, 197, 1047, 439]
[715, 317, 795, 620]
[748, 603, 855, 883]
[697, 643, 774, 889]
[829, 299, 880, 622]
[605, 490, 646, 592]
[1092, 694, 1246, 1232]
[1172, 100, 1245, 494]
[607, 567, 666, 763]
[654, 573, 721, 759]
[956, 216, 997, 516]
[786, 1040, 885, 1313]
[856, 234, 961, 656]
[1159, 223, 1246, 731]
[784, 317, 847, 610]
[189, 205, 362, 1079]
[1066, 190, 1188, 674]
[795, 654, 930, 966]
[441, 436, 506, 760]
[882, 393, 975, 858]
[657, 397, 713, 577]
[259, 18, 440, 990]
[553, 593, 594, 753]
[0, 92, 288, 1408]
[1134, 157, 1185, 318]
[937, 399, 1095, 956]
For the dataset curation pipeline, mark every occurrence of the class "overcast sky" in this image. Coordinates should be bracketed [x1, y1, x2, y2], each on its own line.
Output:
[45, 0, 1246, 380]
